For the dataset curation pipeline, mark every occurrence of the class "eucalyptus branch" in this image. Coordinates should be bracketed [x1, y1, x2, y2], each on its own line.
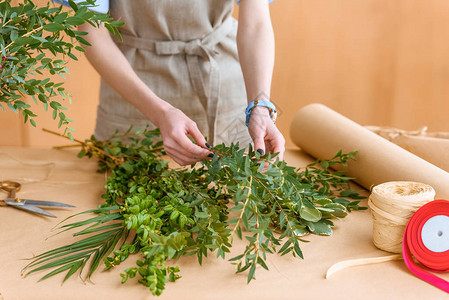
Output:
[43, 128, 123, 163]
[230, 178, 253, 241]
[43, 128, 85, 144]
[0, 0, 124, 138]
[53, 144, 81, 149]
[252, 175, 296, 235]
[4, 25, 43, 51]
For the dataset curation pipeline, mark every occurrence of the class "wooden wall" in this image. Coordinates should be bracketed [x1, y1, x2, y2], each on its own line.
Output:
[2, 0, 449, 148]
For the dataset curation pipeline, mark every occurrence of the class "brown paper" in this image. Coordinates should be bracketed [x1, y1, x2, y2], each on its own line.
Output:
[366, 126, 449, 173]
[2, 147, 448, 299]
[290, 103, 449, 199]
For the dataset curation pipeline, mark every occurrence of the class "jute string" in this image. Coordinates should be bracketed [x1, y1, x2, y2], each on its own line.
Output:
[369, 181, 435, 253]
[326, 181, 435, 278]
[366, 125, 449, 140]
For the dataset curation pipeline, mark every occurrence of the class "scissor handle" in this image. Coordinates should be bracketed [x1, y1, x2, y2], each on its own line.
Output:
[0, 181, 21, 193]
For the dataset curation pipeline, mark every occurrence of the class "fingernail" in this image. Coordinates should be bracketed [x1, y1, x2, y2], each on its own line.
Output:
[208, 153, 214, 158]
[257, 149, 264, 155]
[205, 142, 212, 149]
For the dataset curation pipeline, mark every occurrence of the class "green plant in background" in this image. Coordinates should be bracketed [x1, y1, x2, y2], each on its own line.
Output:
[23, 128, 366, 296]
[0, 0, 122, 139]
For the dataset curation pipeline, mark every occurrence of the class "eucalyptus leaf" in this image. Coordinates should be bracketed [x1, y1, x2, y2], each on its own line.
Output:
[306, 220, 333, 235]
[43, 22, 65, 32]
[299, 206, 322, 222]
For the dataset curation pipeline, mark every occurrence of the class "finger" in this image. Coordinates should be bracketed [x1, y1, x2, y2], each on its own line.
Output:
[166, 133, 211, 164]
[176, 133, 212, 160]
[163, 138, 196, 166]
[167, 149, 198, 166]
[164, 149, 188, 166]
[268, 137, 285, 161]
[259, 143, 270, 173]
[186, 123, 211, 149]
[252, 134, 266, 157]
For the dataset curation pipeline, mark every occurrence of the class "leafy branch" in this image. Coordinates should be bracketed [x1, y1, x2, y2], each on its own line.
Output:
[0, 0, 123, 139]
[24, 128, 366, 296]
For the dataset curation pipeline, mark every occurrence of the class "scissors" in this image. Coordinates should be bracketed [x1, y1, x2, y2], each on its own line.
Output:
[0, 180, 75, 218]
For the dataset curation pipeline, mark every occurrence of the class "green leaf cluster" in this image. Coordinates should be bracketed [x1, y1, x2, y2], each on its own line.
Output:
[0, 0, 123, 138]
[24, 128, 366, 296]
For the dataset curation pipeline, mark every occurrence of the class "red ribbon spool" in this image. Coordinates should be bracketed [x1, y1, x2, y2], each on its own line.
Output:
[403, 200, 449, 293]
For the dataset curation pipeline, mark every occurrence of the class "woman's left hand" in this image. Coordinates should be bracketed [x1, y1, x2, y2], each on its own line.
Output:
[248, 106, 285, 161]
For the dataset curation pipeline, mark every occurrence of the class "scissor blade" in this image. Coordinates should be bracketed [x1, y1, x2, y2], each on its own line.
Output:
[19, 199, 76, 208]
[5, 201, 56, 218]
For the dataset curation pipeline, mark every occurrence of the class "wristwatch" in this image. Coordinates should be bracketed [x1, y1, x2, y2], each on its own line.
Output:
[245, 100, 277, 127]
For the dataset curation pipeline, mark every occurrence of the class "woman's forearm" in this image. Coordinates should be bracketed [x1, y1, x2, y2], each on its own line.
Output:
[77, 23, 171, 127]
[237, 0, 275, 103]
[237, 0, 284, 159]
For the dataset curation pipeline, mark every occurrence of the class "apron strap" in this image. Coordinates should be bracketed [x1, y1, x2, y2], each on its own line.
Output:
[116, 18, 235, 144]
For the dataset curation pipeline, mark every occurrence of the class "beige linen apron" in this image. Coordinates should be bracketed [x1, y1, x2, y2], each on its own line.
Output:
[94, 0, 251, 146]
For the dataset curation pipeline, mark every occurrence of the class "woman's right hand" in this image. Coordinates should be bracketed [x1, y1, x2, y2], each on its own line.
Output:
[76, 24, 212, 166]
[155, 105, 213, 166]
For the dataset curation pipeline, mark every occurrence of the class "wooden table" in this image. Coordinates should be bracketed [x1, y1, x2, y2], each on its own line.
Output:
[0, 147, 447, 300]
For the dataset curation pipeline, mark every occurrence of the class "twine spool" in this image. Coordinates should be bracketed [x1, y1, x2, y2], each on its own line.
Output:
[326, 181, 436, 279]
[368, 181, 435, 253]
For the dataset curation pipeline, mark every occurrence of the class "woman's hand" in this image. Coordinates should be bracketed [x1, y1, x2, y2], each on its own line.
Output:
[248, 106, 285, 161]
[155, 105, 213, 166]
[78, 23, 212, 166]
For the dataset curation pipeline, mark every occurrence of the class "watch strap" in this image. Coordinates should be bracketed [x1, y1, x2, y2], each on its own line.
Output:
[245, 100, 277, 127]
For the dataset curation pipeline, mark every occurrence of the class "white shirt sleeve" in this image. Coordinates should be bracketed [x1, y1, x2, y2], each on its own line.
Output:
[235, 0, 275, 5]
[52, 0, 109, 14]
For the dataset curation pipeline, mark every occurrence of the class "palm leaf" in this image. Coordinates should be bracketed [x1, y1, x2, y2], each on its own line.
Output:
[88, 227, 126, 278]
[38, 263, 78, 282]
[25, 230, 120, 270]
[23, 206, 128, 283]
[63, 261, 84, 282]
[73, 223, 123, 237]
[28, 249, 95, 275]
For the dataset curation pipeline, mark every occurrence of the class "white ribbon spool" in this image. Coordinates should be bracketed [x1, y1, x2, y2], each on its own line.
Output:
[421, 215, 449, 253]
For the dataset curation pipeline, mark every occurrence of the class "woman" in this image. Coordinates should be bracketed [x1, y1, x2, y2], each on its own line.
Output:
[74, 0, 285, 165]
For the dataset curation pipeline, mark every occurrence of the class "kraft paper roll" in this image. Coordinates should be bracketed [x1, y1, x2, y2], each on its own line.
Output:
[290, 103, 449, 199]
[366, 126, 449, 173]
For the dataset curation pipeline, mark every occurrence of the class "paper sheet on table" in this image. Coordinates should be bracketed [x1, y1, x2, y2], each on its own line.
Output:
[290, 104, 449, 199]
[1, 147, 448, 299]
[0, 152, 55, 183]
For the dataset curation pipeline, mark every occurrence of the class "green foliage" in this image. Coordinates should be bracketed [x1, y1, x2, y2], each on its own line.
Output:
[24, 128, 366, 296]
[0, 0, 123, 138]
